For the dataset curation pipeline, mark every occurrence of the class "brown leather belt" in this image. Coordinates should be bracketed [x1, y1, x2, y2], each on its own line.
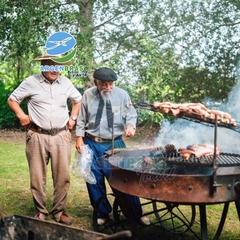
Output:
[85, 132, 122, 143]
[28, 122, 67, 136]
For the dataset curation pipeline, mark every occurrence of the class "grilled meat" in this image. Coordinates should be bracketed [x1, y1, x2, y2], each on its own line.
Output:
[187, 144, 221, 158]
[179, 144, 221, 159]
[152, 102, 236, 126]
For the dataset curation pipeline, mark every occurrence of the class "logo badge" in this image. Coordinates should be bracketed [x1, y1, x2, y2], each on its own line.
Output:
[45, 32, 76, 63]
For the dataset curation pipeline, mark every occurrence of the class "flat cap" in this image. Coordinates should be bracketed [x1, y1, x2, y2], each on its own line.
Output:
[93, 67, 117, 81]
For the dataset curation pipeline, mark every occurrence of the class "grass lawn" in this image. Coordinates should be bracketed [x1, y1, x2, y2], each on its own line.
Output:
[0, 132, 240, 239]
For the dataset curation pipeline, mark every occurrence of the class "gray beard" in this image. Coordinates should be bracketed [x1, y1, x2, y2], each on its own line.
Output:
[101, 89, 111, 102]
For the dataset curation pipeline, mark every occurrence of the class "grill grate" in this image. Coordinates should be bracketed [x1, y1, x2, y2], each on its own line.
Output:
[165, 152, 240, 167]
[134, 101, 240, 133]
[181, 117, 240, 133]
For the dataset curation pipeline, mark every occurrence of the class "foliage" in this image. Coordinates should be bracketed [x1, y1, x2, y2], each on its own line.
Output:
[0, 81, 15, 128]
[0, 89, 27, 129]
[1, 0, 52, 80]
[172, 66, 237, 103]
[0, 0, 239, 127]
[0, 54, 38, 128]
[141, 0, 240, 72]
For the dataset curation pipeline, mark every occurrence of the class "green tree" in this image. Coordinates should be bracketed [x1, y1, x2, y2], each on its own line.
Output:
[0, 0, 239, 127]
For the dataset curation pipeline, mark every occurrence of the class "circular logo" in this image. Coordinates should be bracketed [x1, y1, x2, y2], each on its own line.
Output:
[45, 32, 76, 63]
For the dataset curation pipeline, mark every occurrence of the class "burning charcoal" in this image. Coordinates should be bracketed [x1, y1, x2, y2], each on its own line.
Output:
[150, 146, 164, 156]
[164, 144, 177, 155]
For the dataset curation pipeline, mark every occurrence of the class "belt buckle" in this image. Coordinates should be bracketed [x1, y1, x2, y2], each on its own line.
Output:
[37, 127, 42, 133]
[50, 128, 58, 136]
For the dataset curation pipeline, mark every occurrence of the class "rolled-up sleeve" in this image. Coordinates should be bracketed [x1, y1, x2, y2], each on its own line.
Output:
[9, 78, 30, 103]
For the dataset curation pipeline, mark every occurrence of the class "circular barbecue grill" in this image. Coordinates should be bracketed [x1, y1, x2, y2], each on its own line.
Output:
[108, 149, 240, 239]
[108, 149, 240, 204]
[106, 102, 240, 239]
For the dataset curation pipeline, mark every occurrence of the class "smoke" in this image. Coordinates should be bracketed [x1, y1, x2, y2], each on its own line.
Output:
[154, 61, 240, 154]
[221, 61, 240, 120]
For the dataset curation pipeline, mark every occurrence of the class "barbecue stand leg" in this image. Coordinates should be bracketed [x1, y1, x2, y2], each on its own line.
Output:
[234, 182, 240, 220]
[113, 197, 137, 239]
[235, 200, 240, 220]
[93, 193, 137, 237]
[93, 193, 118, 233]
[199, 202, 229, 240]
[152, 201, 196, 235]
[199, 204, 208, 240]
[213, 202, 229, 240]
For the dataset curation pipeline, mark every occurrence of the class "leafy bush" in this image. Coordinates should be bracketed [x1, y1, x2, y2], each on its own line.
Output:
[0, 82, 28, 129]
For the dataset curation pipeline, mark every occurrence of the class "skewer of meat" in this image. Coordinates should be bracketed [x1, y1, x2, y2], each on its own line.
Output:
[151, 101, 236, 127]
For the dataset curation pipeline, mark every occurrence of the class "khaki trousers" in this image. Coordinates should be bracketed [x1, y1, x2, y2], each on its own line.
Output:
[26, 129, 72, 221]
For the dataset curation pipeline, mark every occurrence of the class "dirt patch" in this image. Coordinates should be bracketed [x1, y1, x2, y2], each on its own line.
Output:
[0, 129, 27, 143]
[0, 129, 78, 145]
[0, 124, 160, 148]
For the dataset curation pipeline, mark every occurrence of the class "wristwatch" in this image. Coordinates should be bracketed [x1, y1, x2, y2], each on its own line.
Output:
[70, 116, 77, 121]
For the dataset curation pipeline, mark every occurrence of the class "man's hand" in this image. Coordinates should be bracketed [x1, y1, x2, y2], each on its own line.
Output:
[19, 114, 31, 128]
[68, 118, 76, 130]
[75, 136, 84, 153]
[124, 124, 136, 137]
[7, 98, 30, 128]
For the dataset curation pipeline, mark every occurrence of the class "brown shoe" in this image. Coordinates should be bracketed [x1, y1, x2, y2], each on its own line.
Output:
[34, 213, 41, 219]
[59, 213, 72, 225]
[34, 213, 46, 220]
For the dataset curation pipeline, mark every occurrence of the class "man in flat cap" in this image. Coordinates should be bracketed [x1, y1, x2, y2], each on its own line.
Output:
[75, 67, 150, 226]
[8, 53, 82, 225]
